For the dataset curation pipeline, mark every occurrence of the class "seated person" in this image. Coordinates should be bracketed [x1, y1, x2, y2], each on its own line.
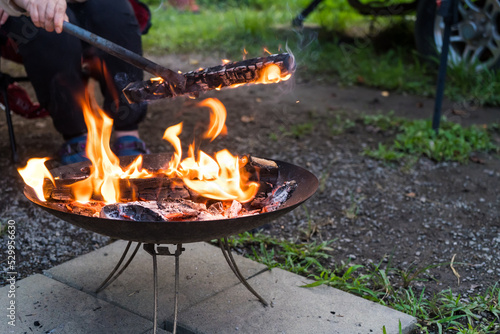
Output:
[0, 0, 149, 164]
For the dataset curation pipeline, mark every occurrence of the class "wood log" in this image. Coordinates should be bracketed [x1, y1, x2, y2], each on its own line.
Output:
[123, 53, 295, 103]
[43, 156, 278, 202]
[244, 156, 279, 196]
[43, 177, 191, 202]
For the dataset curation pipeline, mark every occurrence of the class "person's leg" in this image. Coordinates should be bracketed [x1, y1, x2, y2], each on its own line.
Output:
[2, 12, 87, 140]
[74, 0, 147, 135]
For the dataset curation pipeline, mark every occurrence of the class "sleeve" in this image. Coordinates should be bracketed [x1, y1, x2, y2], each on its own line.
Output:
[0, 0, 26, 16]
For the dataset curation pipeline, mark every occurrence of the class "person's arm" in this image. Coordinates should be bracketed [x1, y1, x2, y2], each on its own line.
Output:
[0, 0, 69, 33]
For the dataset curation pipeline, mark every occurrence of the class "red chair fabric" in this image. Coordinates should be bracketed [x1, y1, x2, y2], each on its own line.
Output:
[129, 0, 153, 35]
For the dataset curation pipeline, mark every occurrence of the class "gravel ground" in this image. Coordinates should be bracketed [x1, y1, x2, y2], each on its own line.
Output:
[1, 55, 499, 309]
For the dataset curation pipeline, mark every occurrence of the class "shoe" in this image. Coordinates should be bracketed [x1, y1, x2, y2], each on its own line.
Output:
[112, 136, 150, 157]
[59, 134, 89, 165]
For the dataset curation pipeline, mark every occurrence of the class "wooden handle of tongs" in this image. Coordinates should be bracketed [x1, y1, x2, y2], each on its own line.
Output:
[62, 21, 186, 92]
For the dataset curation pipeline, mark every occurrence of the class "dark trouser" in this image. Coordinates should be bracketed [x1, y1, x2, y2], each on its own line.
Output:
[2, 0, 147, 139]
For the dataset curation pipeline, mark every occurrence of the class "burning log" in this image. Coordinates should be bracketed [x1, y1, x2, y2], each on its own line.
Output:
[123, 53, 295, 103]
[100, 199, 226, 221]
[43, 177, 192, 202]
[43, 156, 277, 203]
[35, 156, 293, 221]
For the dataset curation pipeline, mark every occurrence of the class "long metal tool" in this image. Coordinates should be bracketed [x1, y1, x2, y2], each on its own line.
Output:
[62, 21, 185, 94]
[123, 53, 296, 103]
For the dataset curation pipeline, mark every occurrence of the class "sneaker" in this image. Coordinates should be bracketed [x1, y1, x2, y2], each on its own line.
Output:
[59, 134, 89, 165]
[112, 135, 150, 157]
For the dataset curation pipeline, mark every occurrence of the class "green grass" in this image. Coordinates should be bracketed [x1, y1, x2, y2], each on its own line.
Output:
[222, 231, 500, 333]
[141, 0, 500, 106]
[0, 220, 9, 236]
[328, 115, 355, 136]
[362, 114, 498, 163]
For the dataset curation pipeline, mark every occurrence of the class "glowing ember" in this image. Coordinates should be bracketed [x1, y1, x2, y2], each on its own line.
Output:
[150, 77, 164, 83]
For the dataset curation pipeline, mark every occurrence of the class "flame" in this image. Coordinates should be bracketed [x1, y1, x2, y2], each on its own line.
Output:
[182, 150, 258, 202]
[18, 158, 54, 202]
[18, 83, 263, 206]
[257, 64, 292, 83]
[70, 95, 126, 203]
[162, 122, 184, 176]
[199, 98, 227, 141]
[161, 98, 258, 202]
[222, 59, 231, 65]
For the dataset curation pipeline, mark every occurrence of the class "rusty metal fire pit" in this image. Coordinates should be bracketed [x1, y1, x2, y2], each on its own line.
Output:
[23, 153, 318, 333]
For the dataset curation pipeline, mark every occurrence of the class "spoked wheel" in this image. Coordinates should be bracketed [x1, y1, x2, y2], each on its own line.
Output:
[415, 0, 500, 70]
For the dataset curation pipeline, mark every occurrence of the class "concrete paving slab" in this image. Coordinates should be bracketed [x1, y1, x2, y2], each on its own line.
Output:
[46, 240, 416, 333]
[0, 274, 170, 334]
[181, 268, 417, 334]
[46, 240, 267, 321]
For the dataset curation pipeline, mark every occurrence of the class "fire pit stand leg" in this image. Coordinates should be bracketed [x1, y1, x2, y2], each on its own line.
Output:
[95, 241, 142, 293]
[143, 243, 185, 334]
[219, 237, 269, 307]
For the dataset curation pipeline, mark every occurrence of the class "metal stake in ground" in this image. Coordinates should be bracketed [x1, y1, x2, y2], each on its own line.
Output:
[432, 0, 459, 133]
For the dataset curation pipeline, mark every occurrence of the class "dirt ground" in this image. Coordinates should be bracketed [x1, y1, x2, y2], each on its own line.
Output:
[1, 54, 499, 307]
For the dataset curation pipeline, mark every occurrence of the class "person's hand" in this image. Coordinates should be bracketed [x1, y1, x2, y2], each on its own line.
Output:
[0, 8, 10, 25]
[15, 0, 68, 33]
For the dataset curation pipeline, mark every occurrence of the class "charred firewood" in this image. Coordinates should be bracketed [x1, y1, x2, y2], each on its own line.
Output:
[118, 178, 191, 202]
[43, 177, 191, 202]
[123, 53, 295, 103]
[252, 180, 297, 212]
[156, 198, 207, 220]
[245, 156, 279, 196]
[101, 202, 165, 221]
[101, 199, 211, 222]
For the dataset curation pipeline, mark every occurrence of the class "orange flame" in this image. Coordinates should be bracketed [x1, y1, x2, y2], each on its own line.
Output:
[199, 98, 227, 141]
[161, 98, 258, 202]
[69, 94, 152, 203]
[18, 158, 54, 202]
[257, 64, 292, 83]
[18, 92, 260, 205]
[162, 122, 183, 176]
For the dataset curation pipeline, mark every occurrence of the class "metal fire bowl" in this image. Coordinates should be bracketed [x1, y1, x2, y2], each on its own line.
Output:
[24, 154, 318, 244]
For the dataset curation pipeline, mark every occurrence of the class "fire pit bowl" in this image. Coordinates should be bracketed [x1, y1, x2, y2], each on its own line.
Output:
[24, 154, 318, 244]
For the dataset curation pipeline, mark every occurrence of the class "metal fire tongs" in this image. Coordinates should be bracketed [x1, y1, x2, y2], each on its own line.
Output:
[62, 21, 295, 104]
[62, 21, 186, 96]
